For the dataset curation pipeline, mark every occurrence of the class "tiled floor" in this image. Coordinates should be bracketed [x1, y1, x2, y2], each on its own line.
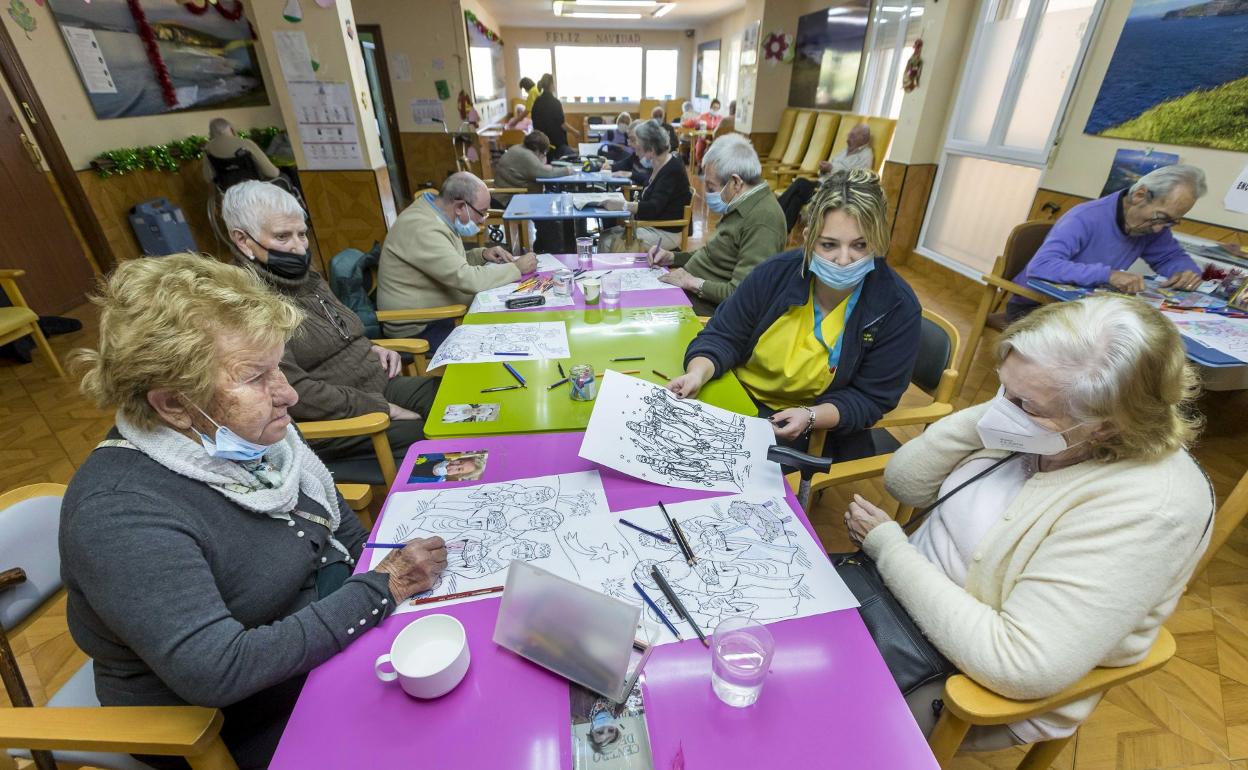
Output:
[2, 190, 1247, 768]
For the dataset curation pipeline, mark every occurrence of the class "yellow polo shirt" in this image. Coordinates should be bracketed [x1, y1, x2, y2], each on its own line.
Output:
[735, 284, 858, 409]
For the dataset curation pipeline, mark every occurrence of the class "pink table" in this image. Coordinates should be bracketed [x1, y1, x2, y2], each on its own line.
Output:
[270, 434, 937, 770]
[489, 253, 690, 313]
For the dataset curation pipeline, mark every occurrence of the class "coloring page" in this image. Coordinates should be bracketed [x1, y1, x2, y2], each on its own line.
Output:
[535, 253, 568, 273]
[605, 495, 859, 645]
[579, 371, 784, 495]
[469, 282, 575, 314]
[578, 267, 671, 292]
[1166, 313, 1248, 362]
[427, 321, 571, 369]
[370, 471, 613, 613]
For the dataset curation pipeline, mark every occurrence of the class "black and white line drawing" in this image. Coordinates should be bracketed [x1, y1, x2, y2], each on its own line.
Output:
[428, 321, 571, 369]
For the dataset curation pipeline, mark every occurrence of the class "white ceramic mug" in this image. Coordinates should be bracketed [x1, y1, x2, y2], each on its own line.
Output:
[374, 614, 470, 699]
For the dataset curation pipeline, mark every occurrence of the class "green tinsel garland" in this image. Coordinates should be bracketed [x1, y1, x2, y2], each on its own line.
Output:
[90, 126, 283, 178]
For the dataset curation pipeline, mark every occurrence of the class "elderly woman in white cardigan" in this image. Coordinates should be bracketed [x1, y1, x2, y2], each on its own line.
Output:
[845, 294, 1213, 749]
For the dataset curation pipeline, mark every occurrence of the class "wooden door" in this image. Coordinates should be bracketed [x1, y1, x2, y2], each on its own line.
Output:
[0, 88, 94, 315]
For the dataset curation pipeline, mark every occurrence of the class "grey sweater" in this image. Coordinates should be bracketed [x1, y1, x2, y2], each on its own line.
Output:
[61, 435, 394, 765]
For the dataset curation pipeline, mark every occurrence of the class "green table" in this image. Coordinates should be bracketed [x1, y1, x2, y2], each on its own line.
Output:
[424, 306, 756, 437]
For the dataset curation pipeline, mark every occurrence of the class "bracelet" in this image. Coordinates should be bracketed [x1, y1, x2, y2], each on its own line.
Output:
[801, 406, 817, 437]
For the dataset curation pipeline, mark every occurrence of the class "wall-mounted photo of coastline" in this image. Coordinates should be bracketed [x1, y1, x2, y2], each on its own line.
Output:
[46, 0, 269, 119]
[1084, 0, 1248, 152]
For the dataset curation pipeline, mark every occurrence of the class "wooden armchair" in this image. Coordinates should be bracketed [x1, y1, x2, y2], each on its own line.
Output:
[761, 110, 815, 175]
[955, 221, 1054, 396]
[771, 112, 840, 190]
[0, 269, 65, 379]
[628, 204, 693, 252]
[761, 108, 799, 167]
[0, 483, 237, 770]
[298, 412, 396, 488]
[375, 305, 468, 374]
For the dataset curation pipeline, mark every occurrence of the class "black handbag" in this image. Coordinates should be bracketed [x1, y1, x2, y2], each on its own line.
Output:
[833, 453, 1020, 695]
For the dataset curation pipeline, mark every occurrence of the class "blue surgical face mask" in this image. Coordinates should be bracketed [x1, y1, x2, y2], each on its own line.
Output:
[639, 155, 654, 169]
[706, 188, 728, 214]
[809, 254, 875, 290]
[188, 402, 272, 462]
[452, 213, 481, 237]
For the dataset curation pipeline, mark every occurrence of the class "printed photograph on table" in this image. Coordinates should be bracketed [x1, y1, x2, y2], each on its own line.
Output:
[570, 680, 652, 769]
[407, 451, 489, 484]
[1084, 0, 1248, 151]
[48, 0, 269, 119]
[442, 403, 500, 424]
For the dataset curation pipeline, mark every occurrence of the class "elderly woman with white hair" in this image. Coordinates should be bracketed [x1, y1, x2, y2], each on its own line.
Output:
[221, 180, 439, 469]
[601, 119, 692, 252]
[844, 295, 1213, 748]
[64, 254, 447, 769]
[1009, 164, 1208, 320]
[647, 134, 787, 315]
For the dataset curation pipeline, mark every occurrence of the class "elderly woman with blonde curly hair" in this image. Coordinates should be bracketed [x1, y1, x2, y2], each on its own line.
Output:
[844, 294, 1214, 749]
[63, 254, 447, 770]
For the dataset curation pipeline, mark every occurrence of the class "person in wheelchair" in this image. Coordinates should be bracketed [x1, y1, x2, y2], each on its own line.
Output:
[202, 118, 281, 192]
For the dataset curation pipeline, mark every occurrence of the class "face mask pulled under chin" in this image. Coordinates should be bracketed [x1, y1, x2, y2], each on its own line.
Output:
[975, 388, 1088, 456]
[187, 401, 274, 462]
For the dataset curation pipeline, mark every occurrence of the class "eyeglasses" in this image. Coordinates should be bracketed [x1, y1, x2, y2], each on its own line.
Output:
[315, 295, 352, 342]
[1146, 213, 1181, 228]
[458, 198, 488, 220]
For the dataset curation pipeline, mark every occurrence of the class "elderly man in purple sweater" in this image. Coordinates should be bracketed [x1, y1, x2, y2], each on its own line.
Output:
[1008, 165, 1206, 320]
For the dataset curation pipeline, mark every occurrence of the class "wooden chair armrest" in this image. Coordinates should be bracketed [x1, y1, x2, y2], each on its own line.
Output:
[488, 187, 528, 195]
[371, 338, 430, 356]
[0, 269, 25, 279]
[297, 412, 390, 440]
[874, 401, 955, 429]
[0, 706, 231, 761]
[335, 483, 373, 510]
[807, 453, 893, 494]
[943, 627, 1176, 725]
[982, 274, 1053, 306]
[635, 219, 688, 229]
[0, 567, 26, 592]
[375, 305, 468, 324]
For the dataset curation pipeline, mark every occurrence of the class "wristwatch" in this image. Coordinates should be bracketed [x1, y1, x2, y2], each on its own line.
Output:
[693, 277, 707, 297]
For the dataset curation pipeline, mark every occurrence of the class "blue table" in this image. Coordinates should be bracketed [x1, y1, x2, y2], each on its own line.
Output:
[1028, 278, 1248, 389]
[503, 192, 632, 253]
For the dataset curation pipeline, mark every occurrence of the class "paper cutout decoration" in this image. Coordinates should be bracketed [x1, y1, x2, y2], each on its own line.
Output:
[7, 0, 36, 37]
[282, 0, 302, 23]
[763, 31, 793, 63]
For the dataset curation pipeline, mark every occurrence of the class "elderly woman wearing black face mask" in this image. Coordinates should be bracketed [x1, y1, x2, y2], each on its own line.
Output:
[223, 180, 439, 466]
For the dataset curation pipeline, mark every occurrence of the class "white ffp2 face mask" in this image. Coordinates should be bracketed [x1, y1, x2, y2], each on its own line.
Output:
[975, 388, 1087, 456]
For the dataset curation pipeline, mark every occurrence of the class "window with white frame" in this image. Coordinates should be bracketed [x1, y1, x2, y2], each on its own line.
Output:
[856, 0, 924, 119]
[554, 46, 643, 101]
[723, 38, 740, 104]
[645, 49, 679, 99]
[517, 47, 553, 94]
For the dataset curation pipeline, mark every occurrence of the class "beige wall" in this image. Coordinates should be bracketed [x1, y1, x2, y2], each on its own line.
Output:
[888, 0, 974, 165]
[1041, 2, 1247, 229]
[500, 26, 694, 117]
[692, 2, 760, 127]
[0, 1, 282, 170]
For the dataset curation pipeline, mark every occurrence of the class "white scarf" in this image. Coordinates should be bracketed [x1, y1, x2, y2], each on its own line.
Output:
[112, 413, 348, 556]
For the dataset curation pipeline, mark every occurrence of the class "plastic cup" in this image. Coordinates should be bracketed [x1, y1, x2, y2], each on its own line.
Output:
[561, 191, 573, 213]
[711, 617, 774, 707]
[581, 278, 601, 305]
[576, 237, 593, 268]
[602, 274, 622, 308]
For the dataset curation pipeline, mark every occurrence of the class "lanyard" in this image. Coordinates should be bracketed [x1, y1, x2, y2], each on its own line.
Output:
[812, 281, 866, 371]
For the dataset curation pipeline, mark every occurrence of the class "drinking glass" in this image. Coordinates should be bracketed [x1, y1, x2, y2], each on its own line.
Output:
[711, 617, 774, 707]
[576, 237, 594, 268]
[602, 274, 622, 308]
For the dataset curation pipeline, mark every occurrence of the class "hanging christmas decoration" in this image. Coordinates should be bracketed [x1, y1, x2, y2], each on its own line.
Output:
[129, 0, 177, 108]
[902, 38, 923, 93]
[281, 0, 302, 23]
[183, 0, 244, 20]
[89, 126, 281, 178]
[7, 0, 36, 38]
[763, 31, 793, 63]
[457, 89, 473, 121]
[463, 9, 502, 45]
[345, 18, 353, 40]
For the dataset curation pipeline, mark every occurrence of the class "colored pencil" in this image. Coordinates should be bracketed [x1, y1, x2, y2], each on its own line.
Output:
[651, 369, 671, 380]
[547, 377, 570, 390]
[671, 518, 698, 565]
[557, 362, 566, 378]
[363, 542, 409, 549]
[650, 565, 708, 648]
[657, 501, 695, 565]
[633, 581, 683, 641]
[618, 518, 674, 544]
[408, 585, 504, 607]
[481, 384, 521, 392]
[596, 369, 640, 377]
[502, 361, 527, 387]
[611, 356, 645, 361]
[493, 351, 528, 356]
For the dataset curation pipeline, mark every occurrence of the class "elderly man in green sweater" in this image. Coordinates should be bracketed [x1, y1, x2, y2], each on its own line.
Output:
[648, 134, 787, 316]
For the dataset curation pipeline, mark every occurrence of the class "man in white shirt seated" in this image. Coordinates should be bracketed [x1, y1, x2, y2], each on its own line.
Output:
[777, 123, 875, 231]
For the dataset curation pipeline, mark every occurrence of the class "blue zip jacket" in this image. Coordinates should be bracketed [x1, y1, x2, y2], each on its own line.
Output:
[686, 249, 922, 442]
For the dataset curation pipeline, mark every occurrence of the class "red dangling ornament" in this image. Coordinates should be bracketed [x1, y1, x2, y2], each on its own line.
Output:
[129, 0, 178, 108]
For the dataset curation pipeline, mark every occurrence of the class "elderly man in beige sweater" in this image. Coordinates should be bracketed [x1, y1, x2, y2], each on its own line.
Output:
[844, 295, 1213, 750]
[378, 172, 537, 349]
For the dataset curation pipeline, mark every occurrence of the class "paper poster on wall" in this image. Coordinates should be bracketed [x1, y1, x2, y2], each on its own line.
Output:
[1100, 148, 1179, 197]
[411, 98, 446, 125]
[60, 26, 116, 94]
[1225, 164, 1248, 215]
[290, 81, 362, 170]
[389, 52, 412, 82]
[274, 30, 315, 83]
[47, 0, 268, 119]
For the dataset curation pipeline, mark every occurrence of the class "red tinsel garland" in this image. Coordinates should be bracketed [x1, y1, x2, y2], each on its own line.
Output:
[128, 0, 178, 108]
[183, 0, 245, 20]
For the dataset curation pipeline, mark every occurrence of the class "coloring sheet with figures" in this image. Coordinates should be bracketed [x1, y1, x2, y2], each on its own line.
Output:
[370, 471, 613, 613]
[468, 282, 575, 314]
[578, 267, 671, 292]
[427, 321, 571, 369]
[579, 371, 784, 495]
[535, 253, 567, 273]
[1166, 313, 1248, 363]
[606, 494, 859, 645]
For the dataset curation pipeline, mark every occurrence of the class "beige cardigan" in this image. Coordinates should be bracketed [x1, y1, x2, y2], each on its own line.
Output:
[377, 194, 521, 337]
[865, 402, 1213, 734]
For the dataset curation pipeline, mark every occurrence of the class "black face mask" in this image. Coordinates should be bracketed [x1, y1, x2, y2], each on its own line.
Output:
[245, 232, 309, 280]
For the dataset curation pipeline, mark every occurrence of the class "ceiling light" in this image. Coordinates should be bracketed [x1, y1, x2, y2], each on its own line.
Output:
[574, 0, 660, 6]
[565, 11, 643, 17]
[653, 3, 675, 16]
